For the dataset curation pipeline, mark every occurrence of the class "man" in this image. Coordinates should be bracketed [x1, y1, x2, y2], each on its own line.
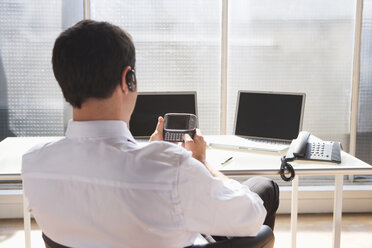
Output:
[22, 20, 279, 248]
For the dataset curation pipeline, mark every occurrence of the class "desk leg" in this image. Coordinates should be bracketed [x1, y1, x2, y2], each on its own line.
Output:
[290, 176, 299, 248]
[332, 175, 343, 248]
[23, 190, 31, 248]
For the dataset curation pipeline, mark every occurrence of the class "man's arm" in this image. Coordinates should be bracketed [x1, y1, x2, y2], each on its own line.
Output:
[182, 131, 229, 181]
[149, 116, 266, 236]
[177, 149, 267, 237]
[149, 116, 228, 180]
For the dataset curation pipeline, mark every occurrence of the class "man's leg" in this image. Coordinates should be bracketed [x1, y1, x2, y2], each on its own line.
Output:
[212, 177, 279, 243]
[243, 177, 279, 230]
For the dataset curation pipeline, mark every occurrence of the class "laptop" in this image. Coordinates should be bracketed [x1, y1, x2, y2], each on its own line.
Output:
[208, 91, 305, 152]
[129, 92, 197, 142]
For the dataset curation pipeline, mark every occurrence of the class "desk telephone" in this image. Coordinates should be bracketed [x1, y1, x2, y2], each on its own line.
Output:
[280, 131, 342, 181]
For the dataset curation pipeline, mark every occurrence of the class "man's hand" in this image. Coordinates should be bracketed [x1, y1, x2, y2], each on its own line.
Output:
[183, 129, 228, 181]
[182, 129, 206, 164]
[149, 116, 164, 142]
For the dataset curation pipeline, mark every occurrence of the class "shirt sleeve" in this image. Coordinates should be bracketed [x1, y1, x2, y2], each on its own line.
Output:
[177, 149, 267, 237]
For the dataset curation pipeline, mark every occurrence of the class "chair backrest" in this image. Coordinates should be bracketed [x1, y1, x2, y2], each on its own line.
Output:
[190, 225, 274, 248]
[42, 233, 71, 248]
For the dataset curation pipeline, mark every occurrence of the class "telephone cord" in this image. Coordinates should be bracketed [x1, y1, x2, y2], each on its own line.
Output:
[280, 157, 295, 182]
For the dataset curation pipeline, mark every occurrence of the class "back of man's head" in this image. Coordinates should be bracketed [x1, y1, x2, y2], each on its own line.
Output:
[52, 20, 136, 108]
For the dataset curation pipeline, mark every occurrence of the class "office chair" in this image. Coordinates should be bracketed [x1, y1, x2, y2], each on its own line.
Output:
[42, 225, 274, 248]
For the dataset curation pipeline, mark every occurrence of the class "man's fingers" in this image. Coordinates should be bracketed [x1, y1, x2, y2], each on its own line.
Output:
[182, 130, 207, 165]
[196, 129, 202, 136]
[194, 129, 204, 143]
[149, 117, 165, 142]
[183, 133, 193, 143]
[155, 116, 164, 132]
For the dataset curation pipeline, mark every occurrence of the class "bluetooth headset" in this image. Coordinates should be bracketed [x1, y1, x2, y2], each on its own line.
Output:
[125, 67, 137, 92]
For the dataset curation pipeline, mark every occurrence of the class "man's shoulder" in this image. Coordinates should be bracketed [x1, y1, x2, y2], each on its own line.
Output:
[142, 141, 185, 153]
[21, 137, 68, 175]
[138, 141, 192, 165]
[22, 137, 66, 161]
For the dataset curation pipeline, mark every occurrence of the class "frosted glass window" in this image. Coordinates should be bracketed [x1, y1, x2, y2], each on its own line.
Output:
[0, 0, 83, 140]
[357, 0, 372, 166]
[228, 0, 355, 150]
[91, 0, 221, 134]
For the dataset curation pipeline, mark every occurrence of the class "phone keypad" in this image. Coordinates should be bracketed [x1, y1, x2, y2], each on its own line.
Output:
[311, 142, 326, 157]
[309, 142, 334, 161]
[164, 132, 183, 142]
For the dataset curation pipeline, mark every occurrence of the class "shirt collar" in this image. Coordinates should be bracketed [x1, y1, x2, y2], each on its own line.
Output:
[65, 120, 136, 143]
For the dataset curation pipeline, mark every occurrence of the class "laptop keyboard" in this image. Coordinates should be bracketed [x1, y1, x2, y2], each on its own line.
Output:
[206, 135, 290, 152]
[248, 138, 289, 145]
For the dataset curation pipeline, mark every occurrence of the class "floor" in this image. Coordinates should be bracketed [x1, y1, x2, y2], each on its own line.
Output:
[274, 214, 372, 248]
[0, 213, 371, 248]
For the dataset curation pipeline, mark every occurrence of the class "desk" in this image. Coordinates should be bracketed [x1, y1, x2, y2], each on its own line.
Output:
[1, 136, 372, 248]
[0, 137, 62, 248]
[206, 144, 372, 248]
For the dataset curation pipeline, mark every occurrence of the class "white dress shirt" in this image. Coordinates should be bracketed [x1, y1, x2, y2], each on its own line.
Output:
[22, 120, 266, 248]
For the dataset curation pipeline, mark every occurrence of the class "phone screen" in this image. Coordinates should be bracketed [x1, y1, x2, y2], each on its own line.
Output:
[166, 115, 189, 129]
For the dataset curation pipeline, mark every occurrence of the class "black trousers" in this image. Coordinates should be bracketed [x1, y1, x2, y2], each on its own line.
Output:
[242, 176, 280, 230]
[200, 177, 280, 244]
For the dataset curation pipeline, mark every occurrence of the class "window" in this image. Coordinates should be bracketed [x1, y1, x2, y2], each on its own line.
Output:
[91, 0, 222, 134]
[0, 0, 83, 140]
[228, 0, 355, 151]
[0, 1, 370, 185]
[356, 0, 372, 173]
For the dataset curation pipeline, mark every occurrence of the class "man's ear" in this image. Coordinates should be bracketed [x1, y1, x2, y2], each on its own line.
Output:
[120, 66, 132, 94]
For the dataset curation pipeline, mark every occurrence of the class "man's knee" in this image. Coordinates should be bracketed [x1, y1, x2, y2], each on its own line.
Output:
[243, 177, 279, 211]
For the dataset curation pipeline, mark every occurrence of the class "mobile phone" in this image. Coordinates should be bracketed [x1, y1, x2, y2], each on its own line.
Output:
[163, 113, 198, 142]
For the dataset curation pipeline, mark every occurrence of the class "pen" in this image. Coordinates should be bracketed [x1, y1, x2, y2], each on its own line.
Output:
[221, 156, 233, 166]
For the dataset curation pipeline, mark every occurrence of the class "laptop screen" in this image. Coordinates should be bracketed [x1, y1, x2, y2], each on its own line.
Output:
[129, 92, 197, 138]
[234, 91, 305, 141]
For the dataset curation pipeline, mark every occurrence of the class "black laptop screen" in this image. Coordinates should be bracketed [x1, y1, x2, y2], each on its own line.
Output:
[235, 92, 304, 140]
[129, 93, 197, 138]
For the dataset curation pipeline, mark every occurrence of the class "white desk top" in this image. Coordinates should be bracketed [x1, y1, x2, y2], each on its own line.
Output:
[208, 146, 372, 176]
[0, 137, 62, 178]
[1, 136, 371, 179]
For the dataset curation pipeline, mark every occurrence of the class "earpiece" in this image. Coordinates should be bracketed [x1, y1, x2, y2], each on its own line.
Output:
[125, 69, 137, 92]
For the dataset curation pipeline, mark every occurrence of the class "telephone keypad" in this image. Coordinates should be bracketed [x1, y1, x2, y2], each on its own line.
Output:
[309, 142, 332, 161]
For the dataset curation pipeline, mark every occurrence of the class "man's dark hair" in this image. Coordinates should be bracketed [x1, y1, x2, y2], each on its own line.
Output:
[52, 20, 136, 108]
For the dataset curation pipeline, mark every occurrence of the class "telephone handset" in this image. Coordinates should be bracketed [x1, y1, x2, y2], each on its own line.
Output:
[286, 131, 311, 160]
[280, 131, 342, 181]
